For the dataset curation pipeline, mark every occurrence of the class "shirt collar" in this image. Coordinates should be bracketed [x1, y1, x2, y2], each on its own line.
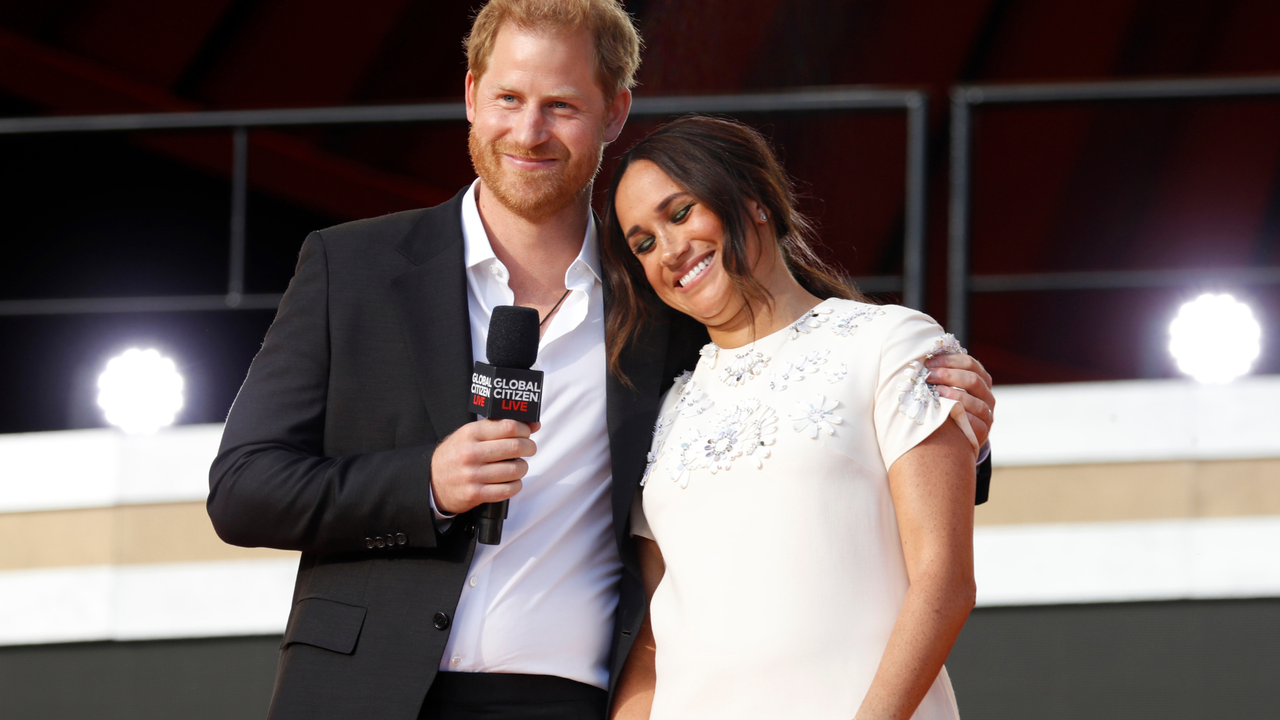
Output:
[460, 179, 602, 285]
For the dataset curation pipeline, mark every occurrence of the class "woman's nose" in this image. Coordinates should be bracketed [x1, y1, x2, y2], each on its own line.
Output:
[660, 231, 691, 268]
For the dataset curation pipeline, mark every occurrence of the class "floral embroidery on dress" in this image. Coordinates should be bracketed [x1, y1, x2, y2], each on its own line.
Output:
[896, 361, 941, 424]
[825, 362, 848, 384]
[790, 394, 842, 438]
[641, 446, 661, 486]
[925, 333, 966, 359]
[787, 306, 833, 339]
[767, 350, 828, 391]
[668, 400, 778, 488]
[832, 306, 885, 337]
[674, 380, 714, 417]
[698, 343, 720, 368]
[718, 348, 770, 387]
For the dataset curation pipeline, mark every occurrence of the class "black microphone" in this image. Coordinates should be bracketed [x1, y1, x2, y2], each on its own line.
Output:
[469, 305, 544, 545]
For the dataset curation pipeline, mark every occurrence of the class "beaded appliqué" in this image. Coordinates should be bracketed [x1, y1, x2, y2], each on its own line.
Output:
[674, 379, 714, 417]
[925, 333, 967, 359]
[896, 334, 967, 424]
[787, 306, 833, 339]
[825, 362, 848, 384]
[767, 349, 829, 391]
[790, 394, 842, 438]
[896, 362, 940, 424]
[668, 399, 778, 488]
[832, 306, 885, 337]
[719, 348, 770, 387]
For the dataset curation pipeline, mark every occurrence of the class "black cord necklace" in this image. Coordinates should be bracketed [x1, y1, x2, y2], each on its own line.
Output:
[539, 288, 573, 327]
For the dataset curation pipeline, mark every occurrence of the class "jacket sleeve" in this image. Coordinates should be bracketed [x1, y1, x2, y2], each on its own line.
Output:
[207, 232, 441, 553]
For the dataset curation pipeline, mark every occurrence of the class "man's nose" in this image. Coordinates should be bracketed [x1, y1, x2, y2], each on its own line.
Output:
[511, 106, 549, 149]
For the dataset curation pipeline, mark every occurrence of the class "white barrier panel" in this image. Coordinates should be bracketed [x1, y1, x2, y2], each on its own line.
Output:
[974, 515, 1280, 607]
[0, 557, 297, 646]
[0, 424, 222, 513]
[988, 375, 1280, 467]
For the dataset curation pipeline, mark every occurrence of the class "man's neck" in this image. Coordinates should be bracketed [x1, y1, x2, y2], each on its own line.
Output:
[475, 180, 591, 307]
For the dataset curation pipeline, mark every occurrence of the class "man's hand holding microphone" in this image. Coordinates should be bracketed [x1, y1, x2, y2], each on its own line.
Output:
[430, 305, 545, 544]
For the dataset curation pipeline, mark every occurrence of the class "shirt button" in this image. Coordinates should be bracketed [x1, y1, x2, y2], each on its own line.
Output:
[450, 655, 461, 666]
[433, 612, 451, 631]
[469, 576, 478, 587]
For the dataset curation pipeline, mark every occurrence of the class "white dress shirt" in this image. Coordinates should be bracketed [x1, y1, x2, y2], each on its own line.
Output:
[437, 180, 619, 689]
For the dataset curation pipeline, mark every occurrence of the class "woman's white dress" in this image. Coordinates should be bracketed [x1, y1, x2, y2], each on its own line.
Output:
[631, 298, 978, 720]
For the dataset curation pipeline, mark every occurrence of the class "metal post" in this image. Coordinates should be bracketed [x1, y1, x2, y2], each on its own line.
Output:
[902, 92, 928, 310]
[947, 89, 976, 343]
[228, 127, 247, 307]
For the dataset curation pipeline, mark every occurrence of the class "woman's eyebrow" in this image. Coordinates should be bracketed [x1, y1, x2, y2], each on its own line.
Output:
[625, 192, 688, 239]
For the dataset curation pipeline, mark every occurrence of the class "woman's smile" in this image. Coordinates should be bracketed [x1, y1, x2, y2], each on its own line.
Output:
[676, 252, 715, 289]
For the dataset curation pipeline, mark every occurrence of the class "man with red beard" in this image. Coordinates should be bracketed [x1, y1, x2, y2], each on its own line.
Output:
[208, 1, 997, 719]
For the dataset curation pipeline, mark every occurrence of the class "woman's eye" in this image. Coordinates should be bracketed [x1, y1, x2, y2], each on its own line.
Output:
[633, 236, 656, 255]
[672, 204, 693, 222]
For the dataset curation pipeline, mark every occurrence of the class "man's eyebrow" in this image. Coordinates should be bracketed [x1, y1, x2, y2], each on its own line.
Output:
[624, 192, 689, 239]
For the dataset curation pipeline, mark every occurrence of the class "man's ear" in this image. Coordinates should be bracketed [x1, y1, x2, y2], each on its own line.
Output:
[465, 70, 478, 124]
[603, 87, 632, 143]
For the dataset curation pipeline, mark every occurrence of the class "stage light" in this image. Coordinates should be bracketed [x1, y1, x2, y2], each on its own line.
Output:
[1168, 293, 1261, 384]
[96, 348, 185, 434]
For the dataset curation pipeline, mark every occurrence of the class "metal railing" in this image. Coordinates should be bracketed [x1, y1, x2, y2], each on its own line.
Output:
[948, 75, 1280, 342]
[0, 86, 931, 316]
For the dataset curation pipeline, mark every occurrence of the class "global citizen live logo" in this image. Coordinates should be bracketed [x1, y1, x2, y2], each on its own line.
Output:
[469, 363, 543, 422]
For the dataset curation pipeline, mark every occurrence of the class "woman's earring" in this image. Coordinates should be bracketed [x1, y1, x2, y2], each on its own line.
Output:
[758, 211, 767, 222]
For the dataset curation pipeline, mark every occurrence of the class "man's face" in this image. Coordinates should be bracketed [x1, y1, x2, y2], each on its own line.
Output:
[466, 24, 629, 222]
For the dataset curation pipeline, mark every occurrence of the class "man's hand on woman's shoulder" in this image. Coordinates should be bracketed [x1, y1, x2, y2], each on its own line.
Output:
[925, 353, 995, 448]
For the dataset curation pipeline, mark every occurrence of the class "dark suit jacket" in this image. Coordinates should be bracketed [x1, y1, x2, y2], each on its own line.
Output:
[208, 187, 992, 720]
[208, 188, 705, 720]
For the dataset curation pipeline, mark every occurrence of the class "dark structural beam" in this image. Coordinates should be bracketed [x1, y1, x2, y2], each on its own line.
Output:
[0, 86, 930, 316]
[947, 74, 1280, 344]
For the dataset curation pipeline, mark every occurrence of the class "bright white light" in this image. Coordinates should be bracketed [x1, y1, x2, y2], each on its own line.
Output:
[1168, 293, 1261, 384]
[96, 348, 185, 434]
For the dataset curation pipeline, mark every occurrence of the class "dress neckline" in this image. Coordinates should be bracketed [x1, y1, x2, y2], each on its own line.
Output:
[701, 297, 839, 354]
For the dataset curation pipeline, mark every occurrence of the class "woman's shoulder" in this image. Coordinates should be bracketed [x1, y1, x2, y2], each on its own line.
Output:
[815, 299, 960, 360]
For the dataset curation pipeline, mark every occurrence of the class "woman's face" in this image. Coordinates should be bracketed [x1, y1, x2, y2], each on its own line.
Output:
[613, 160, 759, 325]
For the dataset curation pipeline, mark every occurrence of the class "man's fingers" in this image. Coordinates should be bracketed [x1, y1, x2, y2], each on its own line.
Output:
[937, 386, 993, 427]
[474, 478, 523, 504]
[476, 437, 537, 464]
[965, 412, 991, 448]
[928, 353, 994, 391]
[471, 418, 534, 440]
[930, 367, 995, 409]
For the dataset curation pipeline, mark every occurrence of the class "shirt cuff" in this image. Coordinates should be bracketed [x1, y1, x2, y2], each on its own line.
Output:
[975, 440, 991, 466]
[428, 481, 457, 531]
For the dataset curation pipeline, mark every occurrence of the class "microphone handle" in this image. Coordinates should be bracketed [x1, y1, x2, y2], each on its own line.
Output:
[476, 499, 509, 545]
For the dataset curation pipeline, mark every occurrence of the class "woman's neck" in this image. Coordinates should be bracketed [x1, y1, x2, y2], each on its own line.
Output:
[705, 251, 823, 349]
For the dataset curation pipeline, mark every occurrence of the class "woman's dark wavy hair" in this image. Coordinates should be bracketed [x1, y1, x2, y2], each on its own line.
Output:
[602, 114, 865, 384]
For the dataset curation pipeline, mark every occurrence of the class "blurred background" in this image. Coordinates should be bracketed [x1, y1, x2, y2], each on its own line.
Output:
[1, 0, 1278, 717]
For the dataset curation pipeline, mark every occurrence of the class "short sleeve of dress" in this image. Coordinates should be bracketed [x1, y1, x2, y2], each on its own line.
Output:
[873, 308, 979, 470]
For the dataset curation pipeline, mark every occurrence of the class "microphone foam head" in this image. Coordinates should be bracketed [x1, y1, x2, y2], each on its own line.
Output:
[486, 305, 540, 369]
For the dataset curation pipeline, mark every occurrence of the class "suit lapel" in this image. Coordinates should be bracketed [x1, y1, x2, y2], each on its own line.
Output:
[390, 188, 476, 442]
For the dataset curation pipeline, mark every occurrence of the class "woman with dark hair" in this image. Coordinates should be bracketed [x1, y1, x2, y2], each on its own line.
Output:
[604, 115, 979, 720]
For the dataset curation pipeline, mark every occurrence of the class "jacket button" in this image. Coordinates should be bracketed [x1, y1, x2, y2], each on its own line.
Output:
[395, 533, 407, 545]
[464, 523, 476, 537]
[364, 537, 375, 549]
[433, 612, 451, 631]
[375, 537, 386, 548]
